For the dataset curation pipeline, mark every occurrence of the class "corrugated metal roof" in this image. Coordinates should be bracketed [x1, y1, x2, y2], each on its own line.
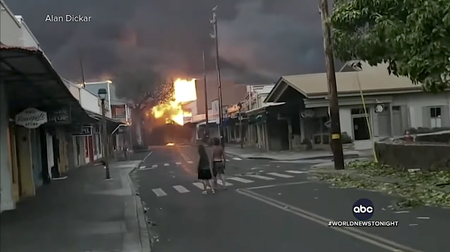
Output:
[281, 64, 419, 98]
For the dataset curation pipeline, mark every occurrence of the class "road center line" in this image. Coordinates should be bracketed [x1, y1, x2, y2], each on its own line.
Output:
[236, 189, 421, 252]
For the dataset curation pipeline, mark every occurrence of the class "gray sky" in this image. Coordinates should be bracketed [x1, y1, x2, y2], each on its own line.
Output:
[6, 0, 328, 84]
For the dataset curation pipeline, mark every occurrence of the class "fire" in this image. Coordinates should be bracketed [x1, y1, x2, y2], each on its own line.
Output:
[152, 78, 197, 125]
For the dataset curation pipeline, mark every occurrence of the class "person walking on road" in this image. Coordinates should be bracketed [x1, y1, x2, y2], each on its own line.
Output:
[197, 144, 215, 194]
[212, 138, 227, 189]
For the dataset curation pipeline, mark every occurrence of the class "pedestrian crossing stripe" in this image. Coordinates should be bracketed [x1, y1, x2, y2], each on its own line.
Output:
[151, 164, 158, 168]
[149, 170, 309, 196]
[227, 177, 254, 183]
[267, 172, 294, 178]
[176, 162, 181, 165]
[187, 161, 193, 164]
[173, 185, 189, 193]
[164, 163, 170, 166]
[246, 174, 275, 180]
[232, 157, 242, 160]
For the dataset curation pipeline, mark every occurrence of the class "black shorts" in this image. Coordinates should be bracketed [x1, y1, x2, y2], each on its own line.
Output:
[213, 161, 225, 176]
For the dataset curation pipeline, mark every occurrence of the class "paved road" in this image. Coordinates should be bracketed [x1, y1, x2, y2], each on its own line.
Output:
[132, 145, 449, 252]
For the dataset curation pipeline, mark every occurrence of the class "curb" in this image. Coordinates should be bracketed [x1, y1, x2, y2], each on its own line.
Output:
[246, 153, 360, 161]
[128, 167, 153, 252]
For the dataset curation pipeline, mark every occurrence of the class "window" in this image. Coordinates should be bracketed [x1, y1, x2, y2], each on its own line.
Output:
[430, 107, 442, 127]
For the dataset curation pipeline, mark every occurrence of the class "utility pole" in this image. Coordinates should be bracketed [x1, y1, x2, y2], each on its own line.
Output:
[238, 102, 243, 149]
[210, 6, 225, 148]
[202, 50, 210, 143]
[319, 0, 345, 170]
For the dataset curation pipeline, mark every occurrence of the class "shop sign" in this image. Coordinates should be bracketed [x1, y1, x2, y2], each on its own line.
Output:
[47, 107, 71, 125]
[15, 108, 48, 129]
[72, 126, 93, 136]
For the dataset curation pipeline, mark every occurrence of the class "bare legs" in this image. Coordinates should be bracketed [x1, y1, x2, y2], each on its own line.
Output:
[202, 180, 215, 194]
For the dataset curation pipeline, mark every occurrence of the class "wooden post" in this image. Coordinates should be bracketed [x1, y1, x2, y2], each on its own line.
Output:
[319, 0, 345, 170]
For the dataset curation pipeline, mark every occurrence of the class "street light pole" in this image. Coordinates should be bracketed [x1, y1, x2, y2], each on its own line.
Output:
[238, 103, 243, 149]
[98, 88, 111, 179]
[319, 0, 345, 170]
[202, 50, 210, 143]
[210, 6, 225, 148]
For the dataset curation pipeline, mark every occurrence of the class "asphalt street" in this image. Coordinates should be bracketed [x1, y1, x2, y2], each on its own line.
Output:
[132, 145, 449, 252]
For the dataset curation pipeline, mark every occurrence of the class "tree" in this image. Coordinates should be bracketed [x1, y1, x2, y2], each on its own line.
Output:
[113, 69, 174, 146]
[114, 69, 174, 112]
[331, 0, 450, 92]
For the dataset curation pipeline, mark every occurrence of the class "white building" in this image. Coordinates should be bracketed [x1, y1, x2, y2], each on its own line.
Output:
[265, 62, 450, 150]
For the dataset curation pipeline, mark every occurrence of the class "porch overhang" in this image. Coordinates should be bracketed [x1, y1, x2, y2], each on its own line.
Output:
[264, 77, 308, 103]
[0, 46, 93, 123]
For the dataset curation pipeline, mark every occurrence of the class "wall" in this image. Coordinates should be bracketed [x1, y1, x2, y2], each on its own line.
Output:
[0, 83, 15, 212]
[392, 92, 450, 128]
[375, 141, 450, 171]
[0, 2, 21, 46]
[80, 88, 101, 114]
[339, 108, 353, 139]
[14, 16, 39, 48]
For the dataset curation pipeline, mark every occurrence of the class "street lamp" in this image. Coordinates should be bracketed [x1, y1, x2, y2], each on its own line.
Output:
[98, 88, 111, 179]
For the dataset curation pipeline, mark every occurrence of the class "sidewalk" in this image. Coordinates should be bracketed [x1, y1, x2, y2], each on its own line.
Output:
[0, 159, 150, 252]
[224, 144, 372, 161]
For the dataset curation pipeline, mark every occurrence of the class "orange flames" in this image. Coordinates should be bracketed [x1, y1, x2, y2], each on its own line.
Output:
[151, 78, 197, 125]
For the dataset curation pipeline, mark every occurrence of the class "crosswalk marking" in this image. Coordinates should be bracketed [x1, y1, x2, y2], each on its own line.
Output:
[228, 177, 254, 183]
[173, 185, 190, 193]
[232, 157, 242, 160]
[176, 162, 181, 165]
[226, 159, 230, 162]
[246, 174, 275, 180]
[152, 188, 167, 197]
[285, 170, 308, 174]
[139, 166, 146, 169]
[267, 172, 293, 178]
[193, 182, 204, 189]
[217, 180, 233, 186]
[152, 164, 158, 168]
[187, 161, 193, 164]
[164, 163, 169, 166]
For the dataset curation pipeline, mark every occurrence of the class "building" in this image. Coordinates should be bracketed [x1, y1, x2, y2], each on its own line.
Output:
[265, 62, 450, 150]
[0, 1, 125, 212]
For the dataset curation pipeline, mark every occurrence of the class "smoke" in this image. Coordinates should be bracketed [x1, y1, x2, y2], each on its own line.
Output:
[6, 0, 326, 84]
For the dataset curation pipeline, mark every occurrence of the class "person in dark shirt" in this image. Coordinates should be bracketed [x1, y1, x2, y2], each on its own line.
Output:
[197, 144, 215, 194]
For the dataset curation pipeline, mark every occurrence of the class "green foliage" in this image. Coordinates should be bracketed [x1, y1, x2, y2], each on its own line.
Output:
[311, 160, 450, 208]
[331, 0, 450, 92]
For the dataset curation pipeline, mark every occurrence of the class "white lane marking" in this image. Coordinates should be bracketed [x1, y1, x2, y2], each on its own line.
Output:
[164, 163, 169, 166]
[217, 180, 233, 186]
[245, 181, 311, 190]
[187, 161, 193, 164]
[247, 174, 275, 180]
[232, 157, 242, 160]
[152, 164, 158, 168]
[228, 177, 254, 183]
[236, 189, 420, 252]
[142, 151, 153, 162]
[267, 172, 293, 178]
[176, 162, 182, 165]
[192, 182, 204, 189]
[285, 170, 309, 174]
[151, 188, 167, 197]
[226, 159, 230, 162]
[139, 166, 146, 169]
[173, 185, 190, 193]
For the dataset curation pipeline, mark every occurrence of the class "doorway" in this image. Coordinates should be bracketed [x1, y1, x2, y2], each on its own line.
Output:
[353, 117, 370, 140]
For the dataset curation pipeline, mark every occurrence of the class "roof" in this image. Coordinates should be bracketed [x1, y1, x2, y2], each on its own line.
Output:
[245, 102, 284, 115]
[266, 63, 421, 102]
[0, 46, 94, 123]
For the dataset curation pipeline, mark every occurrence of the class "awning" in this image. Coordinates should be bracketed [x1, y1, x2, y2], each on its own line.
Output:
[0, 46, 93, 123]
